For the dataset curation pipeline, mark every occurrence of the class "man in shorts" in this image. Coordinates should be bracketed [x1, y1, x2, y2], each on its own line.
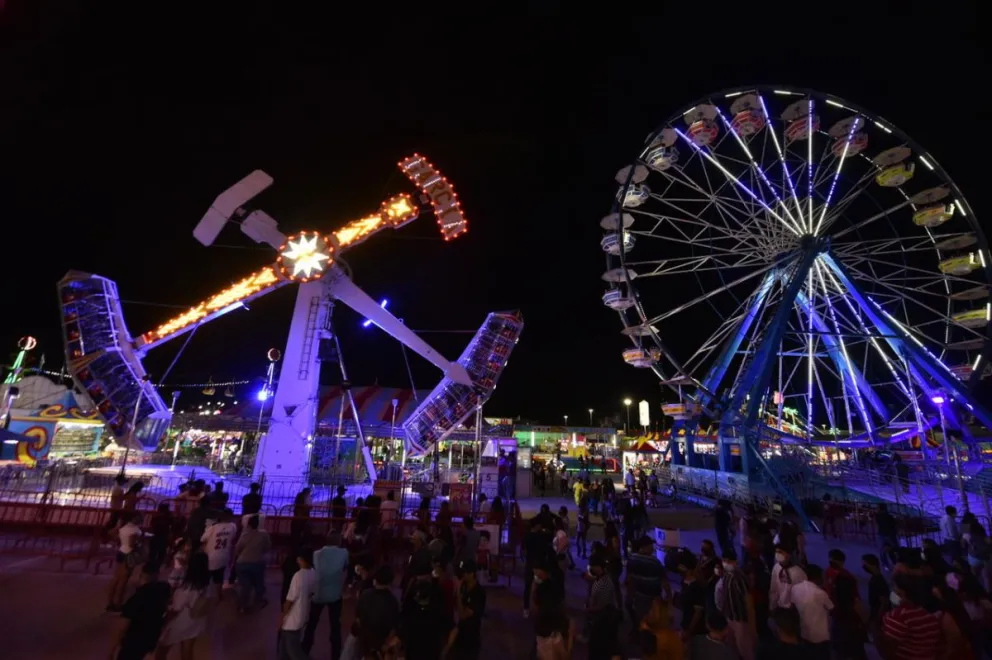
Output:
[201, 509, 237, 593]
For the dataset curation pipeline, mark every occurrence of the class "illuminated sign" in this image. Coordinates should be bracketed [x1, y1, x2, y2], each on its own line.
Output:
[399, 154, 467, 240]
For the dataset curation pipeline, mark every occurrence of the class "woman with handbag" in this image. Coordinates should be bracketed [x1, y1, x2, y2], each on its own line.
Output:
[155, 553, 213, 660]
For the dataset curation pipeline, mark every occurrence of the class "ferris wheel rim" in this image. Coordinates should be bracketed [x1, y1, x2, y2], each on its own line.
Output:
[607, 84, 992, 412]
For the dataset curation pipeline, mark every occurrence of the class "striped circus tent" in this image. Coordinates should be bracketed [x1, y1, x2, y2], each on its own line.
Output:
[225, 385, 429, 428]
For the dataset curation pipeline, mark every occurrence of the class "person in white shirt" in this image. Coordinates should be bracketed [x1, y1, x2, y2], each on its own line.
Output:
[940, 505, 961, 561]
[107, 512, 143, 611]
[769, 545, 807, 610]
[200, 509, 238, 591]
[790, 563, 833, 655]
[280, 547, 317, 660]
[380, 490, 400, 528]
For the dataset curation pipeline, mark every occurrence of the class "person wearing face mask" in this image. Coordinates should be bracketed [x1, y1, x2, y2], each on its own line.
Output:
[789, 564, 833, 660]
[880, 574, 941, 660]
[769, 545, 807, 610]
[586, 555, 621, 659]
[824, 548, 857, 601]
[714, 550, 755, 660]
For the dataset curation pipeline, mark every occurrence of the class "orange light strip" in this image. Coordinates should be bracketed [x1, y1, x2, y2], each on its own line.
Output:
[138, 266, 283, 348]
[398, 154, 467, 241]
[332, 214, 387, 250]
[331, 193, 419, 250]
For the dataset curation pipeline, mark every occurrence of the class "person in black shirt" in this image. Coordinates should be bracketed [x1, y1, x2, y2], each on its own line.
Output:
[522, 518, 553, 617]
[330, 485, 347, 530]
[401, 564, 449, 659]
[875, 504, 898, 570]
[241, 482, 262, 517]
[355, 566, 401, 657]
[113, 565, 171, 660]
[678, 554, 707, 641]
[861, 554, 889, 629]
[447, 559, 486, 659]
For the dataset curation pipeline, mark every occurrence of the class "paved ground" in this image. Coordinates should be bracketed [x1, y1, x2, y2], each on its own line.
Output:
[0, 495, 885, 659]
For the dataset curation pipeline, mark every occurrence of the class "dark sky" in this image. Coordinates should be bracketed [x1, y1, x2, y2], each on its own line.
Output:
[0, 4, 985, 425]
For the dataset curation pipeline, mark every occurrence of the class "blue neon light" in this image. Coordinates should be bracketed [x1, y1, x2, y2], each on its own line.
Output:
[361, 299, 389, 328]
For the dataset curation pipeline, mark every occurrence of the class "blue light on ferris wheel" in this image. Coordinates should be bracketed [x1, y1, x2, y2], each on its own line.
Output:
[361, 299, 389, 328]
[256, 388, 270, 402]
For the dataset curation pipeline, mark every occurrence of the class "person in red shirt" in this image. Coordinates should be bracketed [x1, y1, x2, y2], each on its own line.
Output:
[824, 549, 858, 601]
[881, 574, 942, 660]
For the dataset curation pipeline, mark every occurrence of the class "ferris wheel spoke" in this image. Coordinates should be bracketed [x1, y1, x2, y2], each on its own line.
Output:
[630, 204, 768, 258]
[713, 104, 804, 233]
[625, 252, 769, 277]
[812, 118, 862, 236]
[833, 233, 973, 256]
[652, 168, 768, 241]
[675, 128, 801, 237]
[686, 154, 774, 240]
[844, 254, 981, 289]
[827, 197, 916, 241]
[644, 258, 785, 326]
[757, 94, 807, 228]
[840, 266, 986, 345]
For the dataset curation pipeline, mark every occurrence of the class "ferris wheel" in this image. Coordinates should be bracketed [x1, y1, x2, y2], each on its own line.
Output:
[602, 85, 992, 470]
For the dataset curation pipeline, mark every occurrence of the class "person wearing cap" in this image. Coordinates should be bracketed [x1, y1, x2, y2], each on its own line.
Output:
[444, 559, 486, 659]
[303, 531, 349, 659]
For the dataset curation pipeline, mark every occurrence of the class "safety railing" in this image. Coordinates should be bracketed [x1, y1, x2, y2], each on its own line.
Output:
[0, 499, 520, 581]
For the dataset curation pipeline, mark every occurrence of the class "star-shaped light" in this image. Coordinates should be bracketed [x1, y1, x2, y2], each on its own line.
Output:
[280, 233, 331, 280]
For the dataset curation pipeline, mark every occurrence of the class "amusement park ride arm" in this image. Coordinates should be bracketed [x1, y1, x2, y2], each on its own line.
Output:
[135, 155, 472, 388]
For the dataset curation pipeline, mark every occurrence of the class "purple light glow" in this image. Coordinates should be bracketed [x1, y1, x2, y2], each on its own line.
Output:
[931, 395, 945, 405]
[256, 389, 270, 402]
[361, 298, 389, 328]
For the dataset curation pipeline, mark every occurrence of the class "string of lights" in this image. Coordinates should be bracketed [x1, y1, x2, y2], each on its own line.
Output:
[25, 368, 251, 389]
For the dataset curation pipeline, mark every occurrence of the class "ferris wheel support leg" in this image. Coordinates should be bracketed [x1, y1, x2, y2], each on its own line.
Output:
[699, 271, 776, 410]
[253, 280, 328, 480]
[821, 254, 992, 431]
[720, 245, 822, 531]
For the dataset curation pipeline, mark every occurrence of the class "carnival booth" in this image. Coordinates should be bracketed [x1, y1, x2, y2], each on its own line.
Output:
[3, 377, 104, 465]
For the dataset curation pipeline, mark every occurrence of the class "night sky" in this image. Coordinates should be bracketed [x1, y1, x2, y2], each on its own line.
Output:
[1, 5, 985, 424]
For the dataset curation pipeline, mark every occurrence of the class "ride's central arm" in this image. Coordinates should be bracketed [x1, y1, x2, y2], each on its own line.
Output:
[325, 270, 473, 386]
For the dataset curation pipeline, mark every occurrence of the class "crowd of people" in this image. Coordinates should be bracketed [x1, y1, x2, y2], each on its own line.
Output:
[95, 472, 992, 660]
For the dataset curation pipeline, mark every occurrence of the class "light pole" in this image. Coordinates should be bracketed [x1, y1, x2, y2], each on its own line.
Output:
[623, 398, 632, 433]
[933, 394, 968, 511]
[563, 414, 568, 427]
[588, 408, 593, 426]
